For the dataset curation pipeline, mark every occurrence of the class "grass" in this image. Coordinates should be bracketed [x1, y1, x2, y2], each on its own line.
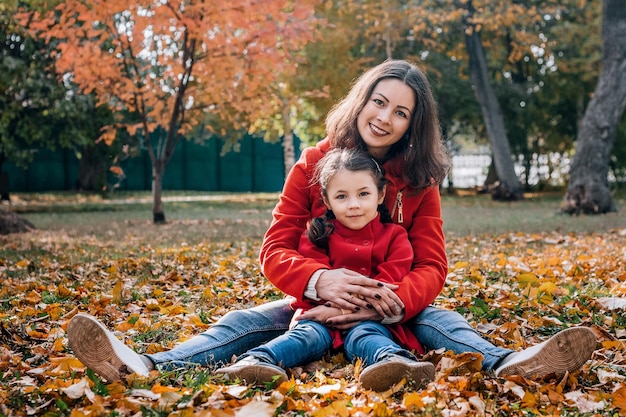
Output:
[8, 191, 278, 245]
[441, 189, 626, 237]
[6, 188, 625, 245]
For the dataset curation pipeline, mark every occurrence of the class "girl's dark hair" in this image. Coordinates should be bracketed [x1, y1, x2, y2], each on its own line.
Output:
[307, 148, 392, 248]
[325, 59, 450, 191]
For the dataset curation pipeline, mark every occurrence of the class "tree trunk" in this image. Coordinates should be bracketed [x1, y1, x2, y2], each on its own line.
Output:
[462, 2, 524, 201]
[77, 145, 108, 191]
[562, 0, 626, 214]
[0, 209, 35, 234]
[152, 162, 166, 223]
[0, 156, 9, 202]
[282, 105, 296, 178]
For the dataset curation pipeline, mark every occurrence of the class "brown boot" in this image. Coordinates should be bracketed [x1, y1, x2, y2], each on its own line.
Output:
[359, 354, 434, 392]
[216, 356, 288, 386]
[67, 313, 151, 382]
[495, 327, 596, 378]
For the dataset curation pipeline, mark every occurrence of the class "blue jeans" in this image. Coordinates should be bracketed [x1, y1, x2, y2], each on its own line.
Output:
[146, 300, 513, 371]
[238, 320, 414, 369]
[343, 321, 418, 366]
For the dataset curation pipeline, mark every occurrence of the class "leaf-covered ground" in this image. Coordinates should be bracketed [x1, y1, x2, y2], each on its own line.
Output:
[1, 228, 626, 416]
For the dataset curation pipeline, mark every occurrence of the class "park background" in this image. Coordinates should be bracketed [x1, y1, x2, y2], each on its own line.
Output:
[1, 0, 626, 416]
[2, 0, 625, 214]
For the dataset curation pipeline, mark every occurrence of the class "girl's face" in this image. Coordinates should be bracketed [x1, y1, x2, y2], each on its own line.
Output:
[357, 78, 415, 159]
[323, 169, 385, 231]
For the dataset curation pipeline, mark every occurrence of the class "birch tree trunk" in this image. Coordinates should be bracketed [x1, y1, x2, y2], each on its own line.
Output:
[562, 0, 626, 214]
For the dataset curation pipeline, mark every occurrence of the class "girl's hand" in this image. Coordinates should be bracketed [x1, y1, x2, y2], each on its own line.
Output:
[296, 304, 383, 330]
[315, 268, 405, 317]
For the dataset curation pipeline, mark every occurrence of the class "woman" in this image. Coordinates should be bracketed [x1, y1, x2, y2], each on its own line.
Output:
[68, 59, 596, 386]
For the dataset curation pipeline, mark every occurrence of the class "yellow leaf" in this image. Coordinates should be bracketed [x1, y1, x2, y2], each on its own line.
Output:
[453, 261, 468, 270]
[167, 305, 189, 316]
[146, 300, 160, 311]
[112, 280, 124, 304]
[26, 328, 49, 339]
[403, 391, 424, 409]
[538, 281, 558, 295]
[152, 384, 181, 394]
[24, 290, 42, 304]
[115, 321, 133, 332]
[49, 357, 85, 374]
[15, 259, 31, 268]
[311, 400, 350, 417]
[52, 338, 65, 352]
[522, 390, 537, 407]
[517, 273, 539, 288]
[539, 293, 554, 304]
[602, 340, 622, 350]
[612, 385, 626, 412]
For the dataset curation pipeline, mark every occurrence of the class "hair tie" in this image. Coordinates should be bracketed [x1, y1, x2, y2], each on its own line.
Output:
[371, 158, 382, 175]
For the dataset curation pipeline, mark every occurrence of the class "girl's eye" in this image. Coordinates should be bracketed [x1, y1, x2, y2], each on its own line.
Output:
[372, 98, 384, 106]
[359, 192, 370, 197]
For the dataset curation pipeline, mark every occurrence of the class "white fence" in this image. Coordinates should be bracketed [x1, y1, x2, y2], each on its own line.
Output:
[444, 153, 572, 189]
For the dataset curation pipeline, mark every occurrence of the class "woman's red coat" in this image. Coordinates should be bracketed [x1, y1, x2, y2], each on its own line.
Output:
[259, 138, 448, 343]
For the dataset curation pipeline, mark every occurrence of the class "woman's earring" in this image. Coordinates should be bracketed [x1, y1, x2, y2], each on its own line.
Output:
[405, 133, 413, 147]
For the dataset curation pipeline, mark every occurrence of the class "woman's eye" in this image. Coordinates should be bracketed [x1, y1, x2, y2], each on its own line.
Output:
[395, 110, 408, 118]
[373, 98, 384, 106]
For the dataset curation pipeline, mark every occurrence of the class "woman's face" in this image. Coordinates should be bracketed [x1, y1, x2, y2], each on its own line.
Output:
[357, 78, 415, 159]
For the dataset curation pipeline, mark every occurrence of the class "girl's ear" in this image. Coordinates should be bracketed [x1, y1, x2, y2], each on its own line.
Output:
[322, 195, 331, 209]
[378, 185, 387, 205]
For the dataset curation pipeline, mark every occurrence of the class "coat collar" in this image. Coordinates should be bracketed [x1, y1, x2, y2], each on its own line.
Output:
[330, 213, 384, 239]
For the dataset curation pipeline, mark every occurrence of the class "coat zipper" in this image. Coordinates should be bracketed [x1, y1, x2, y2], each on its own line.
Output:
[391, 190, 403, 224]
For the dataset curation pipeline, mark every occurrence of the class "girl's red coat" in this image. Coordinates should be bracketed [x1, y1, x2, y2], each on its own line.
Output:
[296, 217, 423, 352]
[259, 138, 448, 324]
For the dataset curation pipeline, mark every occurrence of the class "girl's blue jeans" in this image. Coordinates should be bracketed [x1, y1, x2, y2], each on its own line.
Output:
[145, 299, 513, 371]
[237, 320, 415, 369]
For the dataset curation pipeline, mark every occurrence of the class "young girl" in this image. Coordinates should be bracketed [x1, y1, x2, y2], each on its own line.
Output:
[216, 148, 434, 391]
[69, 59, 595, 385]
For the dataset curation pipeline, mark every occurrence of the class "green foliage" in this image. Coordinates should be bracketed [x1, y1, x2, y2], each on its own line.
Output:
[1, 5, 80, 165]
[0, 2, 130, 192]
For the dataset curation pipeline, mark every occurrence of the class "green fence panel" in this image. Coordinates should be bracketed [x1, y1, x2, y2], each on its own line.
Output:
[4, 148, 80, 192]
[178, 139, 220, 191]
[3, 134, 301, 193]
[119, 150, 151, 191]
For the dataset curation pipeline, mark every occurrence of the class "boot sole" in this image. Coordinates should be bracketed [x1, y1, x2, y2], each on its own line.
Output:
[67, 313, 142, 382]
[497, 327, 596, 378]
[359, 361, 434, 392]
[218, 363, 288, 385]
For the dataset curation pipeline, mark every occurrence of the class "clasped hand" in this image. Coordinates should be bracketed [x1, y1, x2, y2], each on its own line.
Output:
[296, 268, 404, 329]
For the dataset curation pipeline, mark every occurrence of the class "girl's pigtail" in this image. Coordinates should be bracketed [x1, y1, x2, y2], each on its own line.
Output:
[378, 203, 393, 224]
[307, 209, 335, 249]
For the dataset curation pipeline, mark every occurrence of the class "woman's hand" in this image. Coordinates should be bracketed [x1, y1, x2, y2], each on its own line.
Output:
[296, 304, 383, 330]
[315, 269, 405, 318]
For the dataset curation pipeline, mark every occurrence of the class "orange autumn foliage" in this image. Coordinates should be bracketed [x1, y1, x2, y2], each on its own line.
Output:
[19, 0, 321, 140]
[16, 0, 322, 221]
